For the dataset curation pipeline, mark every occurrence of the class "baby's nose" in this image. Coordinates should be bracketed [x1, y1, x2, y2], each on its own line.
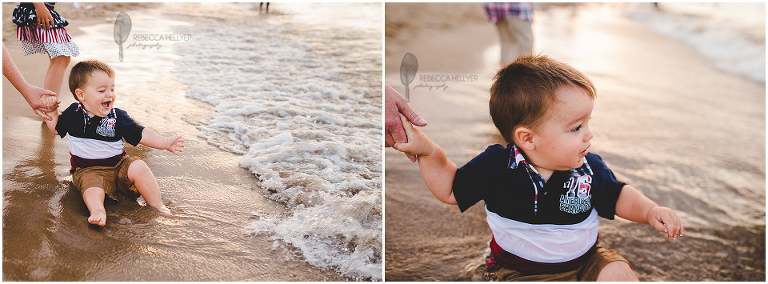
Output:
[584, 127, 594, 141]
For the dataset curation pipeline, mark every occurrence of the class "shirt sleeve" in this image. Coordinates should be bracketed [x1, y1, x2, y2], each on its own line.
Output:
[588, 154, 626, 219]
[117, 109, 145, 146]
[55, 103, 78, 138]
[453, 144, 507, 213]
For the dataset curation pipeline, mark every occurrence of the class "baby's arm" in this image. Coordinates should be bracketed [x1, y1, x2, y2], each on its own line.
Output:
[41, 95, 60, 134]
[615, 185, 684, 239]
[139, 128, 185, 155]
[392, 114, 458, 205]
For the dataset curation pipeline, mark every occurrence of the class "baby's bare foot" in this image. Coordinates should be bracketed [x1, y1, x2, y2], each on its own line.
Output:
[88, 210, 107, 226]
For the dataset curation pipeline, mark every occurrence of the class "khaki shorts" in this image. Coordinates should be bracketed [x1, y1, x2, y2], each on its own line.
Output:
[72, 156, 140, 202]
[485, 244, 632, 281]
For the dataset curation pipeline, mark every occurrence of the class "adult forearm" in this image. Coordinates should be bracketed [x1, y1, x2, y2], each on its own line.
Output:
[3, 46, 32, 96]
[417, 146, 458, 205]
[615, 185, 658, 224]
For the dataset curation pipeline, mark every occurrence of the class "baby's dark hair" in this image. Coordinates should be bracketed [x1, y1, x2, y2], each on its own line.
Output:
[489, 54, 596, 144]
[68, 60, 115, 101]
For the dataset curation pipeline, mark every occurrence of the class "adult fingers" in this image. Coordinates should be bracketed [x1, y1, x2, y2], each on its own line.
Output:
[397, 100, 427, 127]
[34, 109, 52, 121]
[41, 89, 57, 97]
[386, 114, 408, 144]
[385, 131, 395, 148]
[404, 152, 417, 162]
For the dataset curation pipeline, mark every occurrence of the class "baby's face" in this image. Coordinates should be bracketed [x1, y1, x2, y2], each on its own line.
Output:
[76, 70, 116, 117]
[531, 85, 594, 171]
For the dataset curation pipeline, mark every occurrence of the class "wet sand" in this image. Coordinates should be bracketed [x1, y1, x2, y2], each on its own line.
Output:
[385, 3, 764, 281]
[3, 3, 351, 281]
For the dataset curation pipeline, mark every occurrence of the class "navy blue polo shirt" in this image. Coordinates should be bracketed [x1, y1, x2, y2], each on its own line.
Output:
[453, 144, 626, 225]
[56, 102, 144, 145]
[55, 102, 144, 172]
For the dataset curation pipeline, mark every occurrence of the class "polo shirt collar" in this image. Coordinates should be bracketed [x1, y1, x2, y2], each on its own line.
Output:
[77, 103, 117, 132]
[507, 144, 593, 177]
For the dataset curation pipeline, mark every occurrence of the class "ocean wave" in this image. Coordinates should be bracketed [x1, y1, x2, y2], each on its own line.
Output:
[626, 3, 765, 82]
[173, 3, 382, 280]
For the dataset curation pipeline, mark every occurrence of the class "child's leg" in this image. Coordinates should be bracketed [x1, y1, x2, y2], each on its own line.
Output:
[82, 187, 107, 226]
[596, 261, 638, 281]
[44, 55, 70, 95]
[127, 160, 171, 214]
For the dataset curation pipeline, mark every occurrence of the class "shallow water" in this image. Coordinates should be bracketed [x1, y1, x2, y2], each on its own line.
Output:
[385, 4, 764, 281]
[169, 3, 382, 280]
[626, 3, 765, 82]
[3, 3, 370, 281]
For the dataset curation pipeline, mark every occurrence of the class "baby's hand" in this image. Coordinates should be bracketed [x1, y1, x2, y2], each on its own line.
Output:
[392, 114, 436, 159]
[39, 95, 60, 112]
[165, 136, 185, 155]
[646, 206, 684, 239]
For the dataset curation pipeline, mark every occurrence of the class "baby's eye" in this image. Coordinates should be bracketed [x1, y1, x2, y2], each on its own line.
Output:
[571, 125, 582, 132]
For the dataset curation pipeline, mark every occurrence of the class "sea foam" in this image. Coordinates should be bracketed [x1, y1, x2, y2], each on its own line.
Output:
[626, 3, 765, 82]
[173, 3, 382, 280]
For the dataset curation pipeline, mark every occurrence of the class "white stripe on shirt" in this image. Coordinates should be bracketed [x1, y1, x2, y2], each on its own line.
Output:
[66, 134, 124, 159]
[486, 206, 599, 263]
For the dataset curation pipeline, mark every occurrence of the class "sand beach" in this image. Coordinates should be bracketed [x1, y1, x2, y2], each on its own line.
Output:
[3, 2, 380, 281]
[385, 3, 765, 281]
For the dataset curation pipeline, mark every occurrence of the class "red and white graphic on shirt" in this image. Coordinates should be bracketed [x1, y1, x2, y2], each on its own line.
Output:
[96, 118, 116, 137]
[560, 175, 593, 214]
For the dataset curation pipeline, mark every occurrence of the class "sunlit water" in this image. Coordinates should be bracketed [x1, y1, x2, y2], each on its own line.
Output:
[172, 3, 383, 280]
[3, 2, 379, 281]
[625, 3, 765, 82]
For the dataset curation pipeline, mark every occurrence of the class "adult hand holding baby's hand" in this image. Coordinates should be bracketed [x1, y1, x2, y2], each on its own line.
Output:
[165, 136, 185, 155]
[392, 114, 435, 159]
[26, 87, 58, 120]
[40, 94, 60, 111]
[646, 206, 684, 240]
[385, 85, 427, 162]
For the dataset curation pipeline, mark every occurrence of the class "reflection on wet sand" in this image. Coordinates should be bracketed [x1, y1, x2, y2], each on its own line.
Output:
[3, 124, 134, 280]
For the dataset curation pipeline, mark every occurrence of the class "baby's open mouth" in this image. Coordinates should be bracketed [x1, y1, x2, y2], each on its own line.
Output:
[101, 100, 111, 109]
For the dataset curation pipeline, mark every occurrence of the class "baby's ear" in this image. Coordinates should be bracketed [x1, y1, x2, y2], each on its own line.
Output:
[74, 89, 84, 101]
[514, 126, 535, 151]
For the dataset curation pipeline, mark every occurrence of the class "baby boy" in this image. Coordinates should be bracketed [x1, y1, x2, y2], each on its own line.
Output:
[393, 55, 683, 281]
[43, 60, 184, 226]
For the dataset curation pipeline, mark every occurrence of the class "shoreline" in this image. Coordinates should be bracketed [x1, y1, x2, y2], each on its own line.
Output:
[3, 3, 353, 281]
